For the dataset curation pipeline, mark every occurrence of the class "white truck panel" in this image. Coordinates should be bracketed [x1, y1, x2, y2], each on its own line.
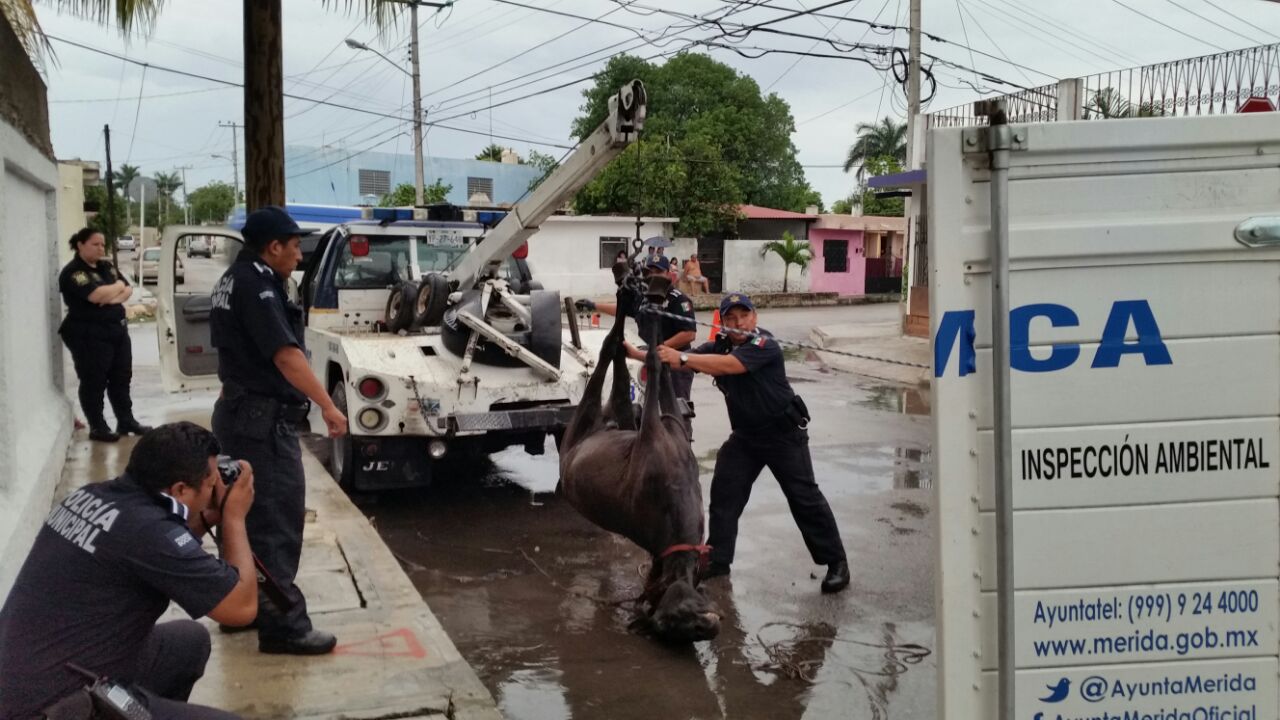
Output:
[930, 112, 1280, 719]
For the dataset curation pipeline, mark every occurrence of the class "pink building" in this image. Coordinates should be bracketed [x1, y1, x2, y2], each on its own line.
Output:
[808, 215, 907, 296]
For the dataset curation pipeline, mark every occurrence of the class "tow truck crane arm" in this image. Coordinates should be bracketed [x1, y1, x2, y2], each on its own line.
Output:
[448, 80, 647, 290]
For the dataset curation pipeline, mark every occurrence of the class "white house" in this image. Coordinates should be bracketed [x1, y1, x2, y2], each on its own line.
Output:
[525, 215, 689, 299]
[0, 19, 75, 591]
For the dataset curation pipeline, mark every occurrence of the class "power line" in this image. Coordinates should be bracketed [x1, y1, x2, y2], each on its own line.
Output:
[1197, 0, 1280, 42]
[964, 0, 1119, 70]
[125, 65, 147, 163]
[1109, 0, 1229, 52]
[956, 0, 1033, 86]
[980, 0, 1141, 66]
[1163, 0, 1267, 45]
[764, 0, 866, 91]
[797, 82, 885, 123]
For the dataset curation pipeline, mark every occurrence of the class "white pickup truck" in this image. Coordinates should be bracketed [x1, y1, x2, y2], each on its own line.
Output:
[154, 80, 647, 491]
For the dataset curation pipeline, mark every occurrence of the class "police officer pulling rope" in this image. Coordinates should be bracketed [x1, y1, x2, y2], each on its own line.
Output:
[0, 423, 257, 720]
[209, 206, 348, 656]
[58, 228, 152, 443]
[656, 293, 851, 594]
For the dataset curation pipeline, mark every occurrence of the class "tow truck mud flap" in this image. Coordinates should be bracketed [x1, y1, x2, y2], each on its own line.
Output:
[352, 436, 432, 491]
[441, 289, 563, 369]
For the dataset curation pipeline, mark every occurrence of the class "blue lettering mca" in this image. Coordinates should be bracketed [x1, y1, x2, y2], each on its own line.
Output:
[934, 300, 1172, 377]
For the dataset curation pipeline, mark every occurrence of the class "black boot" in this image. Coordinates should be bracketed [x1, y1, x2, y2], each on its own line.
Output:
[89, 422, 120, 443]
[259, 629, 337, 656]
[821, 560, 850, 594]
[117, 419, 153, 436]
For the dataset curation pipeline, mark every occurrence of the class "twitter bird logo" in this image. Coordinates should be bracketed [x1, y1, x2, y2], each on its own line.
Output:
[1040, 678, 1071, 703]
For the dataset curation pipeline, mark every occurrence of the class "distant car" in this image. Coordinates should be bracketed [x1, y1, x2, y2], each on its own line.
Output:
[140, 247, 184, 285]
[117, 235, 136, 251]
[187, 236, 212, 258]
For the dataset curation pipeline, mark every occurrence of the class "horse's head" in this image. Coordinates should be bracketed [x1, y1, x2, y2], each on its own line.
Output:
[643, 550, 721, 643]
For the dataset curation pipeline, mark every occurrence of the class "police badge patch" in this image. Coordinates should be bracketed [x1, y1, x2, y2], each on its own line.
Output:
[681, 301, 693, 312]
[73, 271, 90, 286]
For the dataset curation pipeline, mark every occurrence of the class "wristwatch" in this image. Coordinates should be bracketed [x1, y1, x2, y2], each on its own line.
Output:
[679, 353, 689, 366]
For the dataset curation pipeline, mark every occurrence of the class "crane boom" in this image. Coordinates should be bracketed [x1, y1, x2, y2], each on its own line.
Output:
[449, 80, 647, 289]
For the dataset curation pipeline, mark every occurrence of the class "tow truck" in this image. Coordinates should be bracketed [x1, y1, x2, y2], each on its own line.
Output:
[155, 80, 646, 490]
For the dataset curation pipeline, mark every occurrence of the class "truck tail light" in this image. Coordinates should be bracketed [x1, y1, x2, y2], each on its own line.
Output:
[358, 377, 385, 399]
[512, 242, 529, 259]
[357, 408, 384, 430]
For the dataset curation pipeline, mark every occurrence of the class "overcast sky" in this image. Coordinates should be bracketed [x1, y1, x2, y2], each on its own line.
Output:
[32, 0, 1280, 208]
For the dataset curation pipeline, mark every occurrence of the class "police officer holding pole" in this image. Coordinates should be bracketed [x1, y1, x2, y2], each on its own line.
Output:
[209, 206, 347, 655]
[657, 293, 850, 593]
[58, 228, 152, 442]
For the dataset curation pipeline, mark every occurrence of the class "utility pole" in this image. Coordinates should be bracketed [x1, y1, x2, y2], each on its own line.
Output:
[218, 121, 243, 204]
[104, 124, 118, 268]
[905, 0, 921, 166]
[409, 2, 425, 207]
[175, 165, 193, 225]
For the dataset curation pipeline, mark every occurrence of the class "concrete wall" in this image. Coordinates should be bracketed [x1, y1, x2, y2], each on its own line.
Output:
[809, 228, 866, 296]
[0, 82, 74, 590]
[284, 145, 541, 207]
[722, 239, 811, 294]
[56, 162, 87, 266]
[524, 216, 678, 299]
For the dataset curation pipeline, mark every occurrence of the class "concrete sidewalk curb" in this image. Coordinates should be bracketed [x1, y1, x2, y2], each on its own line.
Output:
[810, 323, 932, 388]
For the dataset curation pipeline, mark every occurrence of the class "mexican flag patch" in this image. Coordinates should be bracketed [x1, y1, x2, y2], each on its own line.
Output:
[752, 336, 767, 348]
[681, 301, 692, 312]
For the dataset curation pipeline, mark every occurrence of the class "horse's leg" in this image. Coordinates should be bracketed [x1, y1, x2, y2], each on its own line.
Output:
[561, 316, 625, 456]
[606, 328, 636, 431]
[637, 315, 667, 445]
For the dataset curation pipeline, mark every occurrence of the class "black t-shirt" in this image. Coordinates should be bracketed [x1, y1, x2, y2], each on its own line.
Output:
[209, 250, 306, 403]
[58, 255, 128, 330]
[637, 288, 696, 350]
[692, 329, 796, 432]
[0, 476, 239, 718]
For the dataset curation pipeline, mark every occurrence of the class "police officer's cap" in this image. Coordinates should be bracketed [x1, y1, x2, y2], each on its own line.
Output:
[644, 255, 671, 272]
[719, 293, 755, 315]
[241, 206, 316, 248]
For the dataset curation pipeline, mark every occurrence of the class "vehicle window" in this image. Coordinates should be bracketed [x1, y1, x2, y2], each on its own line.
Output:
[174, 233, 241, 294]
[143, 249, 160, 261]
[332, 235, 468, 289]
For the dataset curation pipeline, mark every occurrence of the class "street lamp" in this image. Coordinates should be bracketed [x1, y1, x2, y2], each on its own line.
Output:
[345, 31, 425, 208]
[211, 153, 240, 205]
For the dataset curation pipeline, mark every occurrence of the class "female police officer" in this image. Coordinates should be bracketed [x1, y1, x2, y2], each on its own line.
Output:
[59, 228, 152, 442]
[657, 293, 850, 593]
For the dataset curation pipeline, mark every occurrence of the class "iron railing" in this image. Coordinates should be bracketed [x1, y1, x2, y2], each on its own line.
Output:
[925, 42, 1280, 127]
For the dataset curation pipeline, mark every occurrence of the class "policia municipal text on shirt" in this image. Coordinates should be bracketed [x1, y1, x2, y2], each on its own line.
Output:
[657, 293, 851, 594]
[58, 228, 152, 442]
[0, 422, 257, 720]
[209, 206, 348, 656]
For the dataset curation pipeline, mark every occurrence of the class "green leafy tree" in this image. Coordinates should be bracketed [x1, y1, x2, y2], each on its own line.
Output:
[153, 170, 182, 218]
[843, 117, 907, 180]
[570, 53, 819, 232]
[474, 144, 506, 162]
[831, 196, 855, 215]
[85, 184, 127, 248]
[525, 150, 560, 193]
[856, 155, 905, 217]
[1086, 87, 1165, 119]
[187, 181, 237, 224]
[758, 230, 811, 293]
[378, 178, 451, 207]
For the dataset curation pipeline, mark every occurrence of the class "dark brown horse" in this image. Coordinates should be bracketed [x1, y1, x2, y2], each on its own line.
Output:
[559, 269, 720, 643]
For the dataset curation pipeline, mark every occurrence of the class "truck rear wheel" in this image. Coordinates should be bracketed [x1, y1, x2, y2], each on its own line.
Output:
[385, 282, 416, 333]
[328, 382, 355, 489]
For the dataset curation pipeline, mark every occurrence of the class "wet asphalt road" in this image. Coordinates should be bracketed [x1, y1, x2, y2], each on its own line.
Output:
[310, 305, 938, 720]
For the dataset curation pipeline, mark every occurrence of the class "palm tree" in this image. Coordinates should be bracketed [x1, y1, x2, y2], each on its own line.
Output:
[758, 231, 811, 293]
[111, 163, 141, 226]
[843, 117, 907, 180]
[10, 0, 403, 209]
[154, 170, 182, 218]
[475, 144, 506, 162]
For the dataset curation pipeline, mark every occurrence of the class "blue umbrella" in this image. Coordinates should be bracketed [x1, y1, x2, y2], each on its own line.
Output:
[643, 235, 673, 248]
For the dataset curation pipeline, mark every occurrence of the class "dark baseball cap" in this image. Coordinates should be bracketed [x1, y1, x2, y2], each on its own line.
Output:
[644, 255, 671, 272]
[719, 293, 755, 315]
[241, 206, 315, 247]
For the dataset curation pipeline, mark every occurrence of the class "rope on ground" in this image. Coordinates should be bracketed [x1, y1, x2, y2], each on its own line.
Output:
[517, 548, 643, 608]
[752, 621, 932, 684]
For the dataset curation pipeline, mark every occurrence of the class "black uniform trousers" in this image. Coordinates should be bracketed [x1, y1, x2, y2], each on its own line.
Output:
[132, 621, 240, 719]
[707, 427, 846, 567]
[61, 322, 135, 428]
[211, 397, 312, 643]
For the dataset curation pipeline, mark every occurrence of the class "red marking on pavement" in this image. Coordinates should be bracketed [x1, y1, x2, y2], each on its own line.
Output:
[333, 628, 427, 659]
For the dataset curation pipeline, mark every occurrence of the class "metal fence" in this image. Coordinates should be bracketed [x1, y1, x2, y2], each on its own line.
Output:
[925, 42, 1280, 127]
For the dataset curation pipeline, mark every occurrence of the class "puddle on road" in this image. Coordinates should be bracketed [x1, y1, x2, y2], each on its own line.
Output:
[851, 382, 931, 416]
[810, 443, 933, 493]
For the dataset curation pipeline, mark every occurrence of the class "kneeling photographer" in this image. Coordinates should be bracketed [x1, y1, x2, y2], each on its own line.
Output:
[0, 423, 257, 720]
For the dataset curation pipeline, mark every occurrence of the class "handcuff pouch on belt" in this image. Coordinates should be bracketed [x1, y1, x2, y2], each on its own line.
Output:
[224, 384, 309, 440]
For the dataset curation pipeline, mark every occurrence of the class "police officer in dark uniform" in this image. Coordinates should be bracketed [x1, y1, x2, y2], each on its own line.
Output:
[209, 206, 347, 655]
[0, 422, 257, 720]
[657, 293, 850, 593]
[577, 255, 698, 402]
[58, 228, 152, 443]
